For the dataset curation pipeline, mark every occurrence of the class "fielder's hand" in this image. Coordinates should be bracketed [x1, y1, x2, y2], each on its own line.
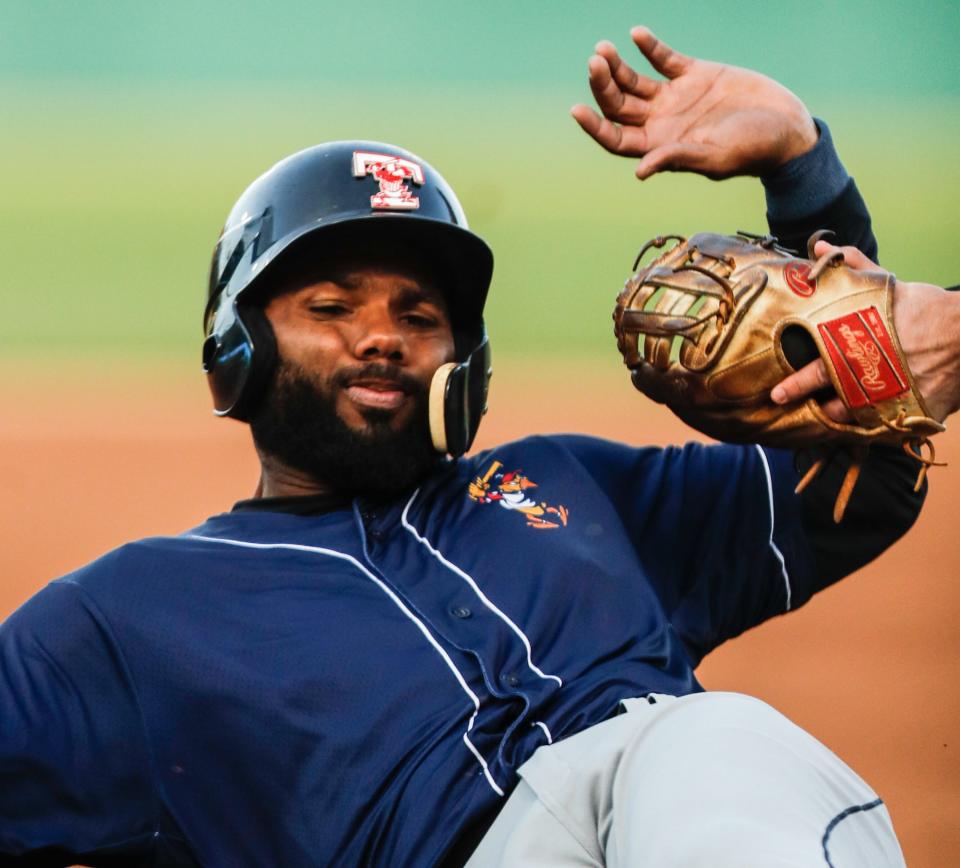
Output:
[772, 242, 960, 425]
[571, 26, 818, 180]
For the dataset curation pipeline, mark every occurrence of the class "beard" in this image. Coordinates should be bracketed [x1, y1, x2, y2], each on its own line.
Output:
[250, 359, 441, 501]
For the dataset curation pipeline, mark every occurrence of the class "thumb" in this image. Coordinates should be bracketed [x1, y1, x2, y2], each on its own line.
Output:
[771, 359, 832, 404]
[771, 360, 854, 422]
[812, 240, 878, 271]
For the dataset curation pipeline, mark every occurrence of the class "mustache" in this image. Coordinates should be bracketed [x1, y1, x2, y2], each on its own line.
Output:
[331, 362, 427, 396]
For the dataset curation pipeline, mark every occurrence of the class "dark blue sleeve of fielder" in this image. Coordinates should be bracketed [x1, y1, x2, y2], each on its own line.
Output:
[761, 118, 926, 588]
[762, 118, 879, 262]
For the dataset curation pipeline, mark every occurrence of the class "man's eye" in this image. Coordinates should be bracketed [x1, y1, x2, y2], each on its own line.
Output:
[404, 313, 437, 328]
[310, 304, 348, 317]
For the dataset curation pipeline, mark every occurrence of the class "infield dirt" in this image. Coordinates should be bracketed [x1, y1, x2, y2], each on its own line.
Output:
[3, 358, 958, 866]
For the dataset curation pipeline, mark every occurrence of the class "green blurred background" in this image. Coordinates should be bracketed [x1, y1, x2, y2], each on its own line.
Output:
[2, 0, 958, 365]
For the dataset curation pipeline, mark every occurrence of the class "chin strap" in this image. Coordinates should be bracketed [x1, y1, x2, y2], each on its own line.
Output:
[429, 336, 492, 457]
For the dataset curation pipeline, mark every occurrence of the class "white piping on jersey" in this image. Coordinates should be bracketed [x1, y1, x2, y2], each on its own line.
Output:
[182, 534, 506, 797]
[400, 490, 564, 688]
[533, 721, 553, 744]
[753, 445, 792, 611]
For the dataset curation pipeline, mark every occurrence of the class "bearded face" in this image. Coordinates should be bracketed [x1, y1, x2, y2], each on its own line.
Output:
[248, 248, 457, 501]
[250, 356, 441, 500]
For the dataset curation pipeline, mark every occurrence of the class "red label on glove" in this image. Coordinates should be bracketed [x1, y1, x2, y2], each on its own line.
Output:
[818, 307, 908, 407]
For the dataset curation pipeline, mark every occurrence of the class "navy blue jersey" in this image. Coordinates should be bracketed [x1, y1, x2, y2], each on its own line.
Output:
[1, 437, 821, 866]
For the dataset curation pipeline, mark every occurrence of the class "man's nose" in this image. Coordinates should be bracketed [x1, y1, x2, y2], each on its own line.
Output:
[352, 311, 406, 362]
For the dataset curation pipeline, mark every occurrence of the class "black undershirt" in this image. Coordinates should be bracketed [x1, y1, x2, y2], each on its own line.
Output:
[233, 491, 351, 515]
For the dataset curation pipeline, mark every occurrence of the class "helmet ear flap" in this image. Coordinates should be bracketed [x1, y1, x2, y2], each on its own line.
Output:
[428, 335, 492, 457]
[230, 306, 279, 422]
[429, 363, 459, 453]
[202, 300, 279, 422]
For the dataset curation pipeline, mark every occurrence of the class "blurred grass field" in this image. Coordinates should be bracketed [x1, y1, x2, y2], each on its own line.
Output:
[1, 85, 958, 366]
[2, 0, 958, 365]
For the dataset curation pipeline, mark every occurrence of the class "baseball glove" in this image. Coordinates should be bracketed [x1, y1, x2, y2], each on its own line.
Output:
[613, 231, 944, 522]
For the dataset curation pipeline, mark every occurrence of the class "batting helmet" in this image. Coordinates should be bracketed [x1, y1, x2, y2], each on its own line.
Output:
[203, 140, 494, 457]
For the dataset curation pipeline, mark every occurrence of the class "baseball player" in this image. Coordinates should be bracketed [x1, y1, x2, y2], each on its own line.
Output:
[2, 28, 957, 868]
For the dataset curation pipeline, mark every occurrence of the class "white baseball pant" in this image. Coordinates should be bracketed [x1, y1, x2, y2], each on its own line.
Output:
[466, 692, 904, 867]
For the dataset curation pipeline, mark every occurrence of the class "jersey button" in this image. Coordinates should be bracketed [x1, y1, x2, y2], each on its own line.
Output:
[451, 606, 472, 619]
[502, 673, 521, 688]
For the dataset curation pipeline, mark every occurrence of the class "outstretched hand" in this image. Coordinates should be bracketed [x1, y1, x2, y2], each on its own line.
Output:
[571, 26, 818, 180]
[771, 242, 960, 424]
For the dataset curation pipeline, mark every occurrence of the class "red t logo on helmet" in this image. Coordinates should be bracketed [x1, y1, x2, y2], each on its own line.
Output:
[352, 151, 425, 211]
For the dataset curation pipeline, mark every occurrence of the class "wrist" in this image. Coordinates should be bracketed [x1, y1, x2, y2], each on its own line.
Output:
[762, 118, 850, 223]
[780, 113, 819, 165]
[934, 288, 960, 421]
[895, 282, 960, 422]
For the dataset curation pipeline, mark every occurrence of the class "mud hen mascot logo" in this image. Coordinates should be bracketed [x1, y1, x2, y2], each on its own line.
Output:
[468, 460, 569, 530]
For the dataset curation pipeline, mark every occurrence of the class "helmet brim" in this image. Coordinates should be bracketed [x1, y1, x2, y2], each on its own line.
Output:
[230, 213, 493, 338]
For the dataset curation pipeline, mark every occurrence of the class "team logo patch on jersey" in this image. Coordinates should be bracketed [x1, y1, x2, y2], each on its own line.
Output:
[468, 459, 569, 529]
[352, 151, 424, 210]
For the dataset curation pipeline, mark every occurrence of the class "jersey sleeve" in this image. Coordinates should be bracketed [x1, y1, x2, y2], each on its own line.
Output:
[558, 435, 814, 665]
[0, 580, 159, 864]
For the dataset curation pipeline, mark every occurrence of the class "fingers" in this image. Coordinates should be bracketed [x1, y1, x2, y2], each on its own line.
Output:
[579, 26, 689, 130]
[572, 119, 726, 179]
[587, 54, 627, 117]
[570, 104, 623, 153]
[594, 40, 660, 99]
[571, 104, 646, 156]
[812, 240, 880, 272]
[771, 359, 853, 423]
[587, 53, 653, 125]
[630, 25, 692, 80]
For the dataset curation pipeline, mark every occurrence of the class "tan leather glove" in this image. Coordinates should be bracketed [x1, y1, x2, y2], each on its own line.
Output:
[614, 231, 945, 521]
